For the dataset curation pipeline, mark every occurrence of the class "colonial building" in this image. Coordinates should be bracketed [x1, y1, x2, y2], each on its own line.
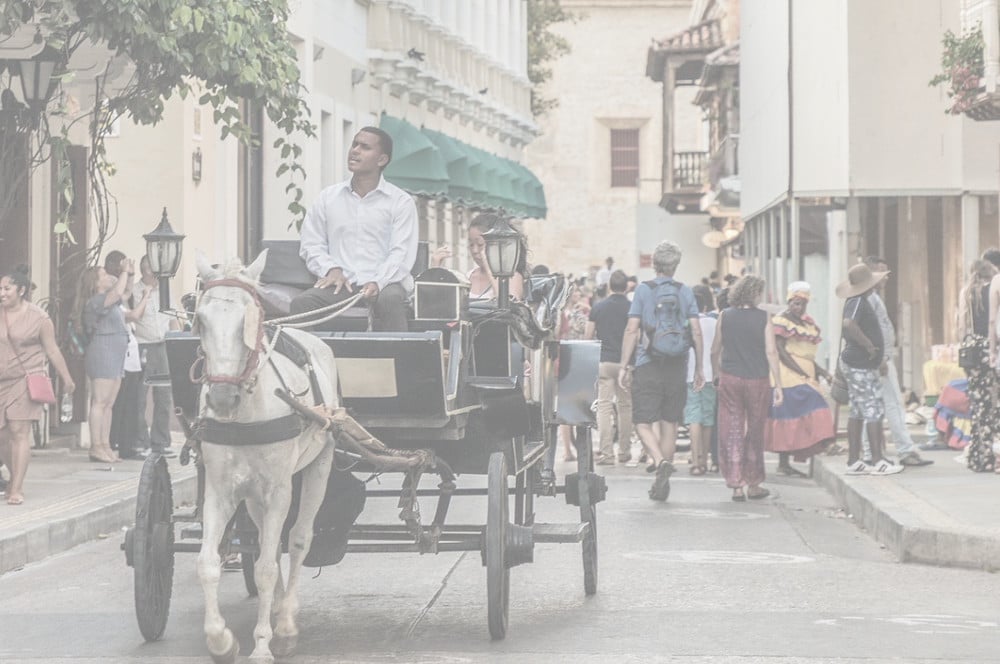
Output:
[739, 0, 1000, 393]
[526, 0, 715, 284]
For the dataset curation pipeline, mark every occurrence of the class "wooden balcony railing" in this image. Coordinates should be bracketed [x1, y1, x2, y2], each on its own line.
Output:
[672, 151, 708, 190]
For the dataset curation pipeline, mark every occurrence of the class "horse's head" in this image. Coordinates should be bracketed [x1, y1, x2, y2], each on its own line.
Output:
[193, 250, 269, 421]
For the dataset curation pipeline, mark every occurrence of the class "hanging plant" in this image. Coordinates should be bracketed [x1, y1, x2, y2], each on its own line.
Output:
[929, 25, 986, 115]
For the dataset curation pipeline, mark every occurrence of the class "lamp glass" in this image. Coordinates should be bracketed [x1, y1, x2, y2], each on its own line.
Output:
[143, 210, 186, 278]
[17, 49, 58, 108]
[482, 219, 522, 278]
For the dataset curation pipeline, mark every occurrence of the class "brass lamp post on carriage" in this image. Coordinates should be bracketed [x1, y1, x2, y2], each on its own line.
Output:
[143, 208, 185, 312]
[481, 216, 522, 309]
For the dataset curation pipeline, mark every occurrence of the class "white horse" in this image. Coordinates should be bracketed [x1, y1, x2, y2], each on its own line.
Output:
[193, 250, 337, 664]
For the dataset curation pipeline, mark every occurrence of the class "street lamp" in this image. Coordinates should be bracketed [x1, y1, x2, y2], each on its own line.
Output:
[14, 35, 61, 119]
[482, 216, 522, 308]
[143, 208, 185, 312]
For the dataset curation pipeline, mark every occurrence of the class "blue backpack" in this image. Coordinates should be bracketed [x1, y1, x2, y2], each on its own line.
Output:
[642, 279, 691, 358]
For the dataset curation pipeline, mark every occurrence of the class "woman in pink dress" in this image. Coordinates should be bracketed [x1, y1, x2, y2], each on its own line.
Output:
[0, 266, 75, 505]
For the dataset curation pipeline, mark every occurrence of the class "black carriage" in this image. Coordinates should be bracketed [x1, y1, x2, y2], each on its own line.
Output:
[122, 242, 605, 642]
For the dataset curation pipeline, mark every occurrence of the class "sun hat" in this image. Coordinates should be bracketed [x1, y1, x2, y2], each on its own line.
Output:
[835, 264, 889, 299]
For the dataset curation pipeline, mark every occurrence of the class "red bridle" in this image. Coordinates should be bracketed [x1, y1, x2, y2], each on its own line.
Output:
[189, 278, 266, 388]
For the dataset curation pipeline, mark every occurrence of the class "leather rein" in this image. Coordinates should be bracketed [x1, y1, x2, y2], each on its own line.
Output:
[189, 278, 267, 389]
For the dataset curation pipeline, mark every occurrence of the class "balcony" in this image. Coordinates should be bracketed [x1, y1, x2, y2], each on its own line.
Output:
[659, 151, 708, 214]
[674, 151, 707, 189]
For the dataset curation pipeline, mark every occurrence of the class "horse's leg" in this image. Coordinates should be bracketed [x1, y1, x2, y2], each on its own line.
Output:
[273, 443, 334, 657]
[197, 478, 240, 664]
[244, 485, 292, 664]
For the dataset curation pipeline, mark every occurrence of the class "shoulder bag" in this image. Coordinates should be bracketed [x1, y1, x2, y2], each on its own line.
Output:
[3, 308, 57, 405]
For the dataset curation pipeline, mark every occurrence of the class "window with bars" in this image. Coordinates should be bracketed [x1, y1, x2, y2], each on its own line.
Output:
[610, 128, 640, 187]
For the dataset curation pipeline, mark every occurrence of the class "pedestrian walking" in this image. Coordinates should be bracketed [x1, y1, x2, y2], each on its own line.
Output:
[684, 285, 717, 476]
[586, 270, 634, 465]
[618, 241, 704, 501]
[711, 275, 782, 501]
[765, 281, 835, 476]
[959, 256, 997, 472]
[0, 266, 75, 504]
[860, 257, 932, 468]
[836, 263, 902, 476]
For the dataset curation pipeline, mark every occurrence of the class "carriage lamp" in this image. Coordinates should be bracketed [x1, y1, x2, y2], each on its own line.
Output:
[2, 31, 60, 127]
[482, 217, 522, 308]
[143, 208, 186, 312]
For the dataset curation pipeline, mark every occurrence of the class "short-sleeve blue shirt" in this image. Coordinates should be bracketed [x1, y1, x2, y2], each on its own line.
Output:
[627, 276, 699, 367]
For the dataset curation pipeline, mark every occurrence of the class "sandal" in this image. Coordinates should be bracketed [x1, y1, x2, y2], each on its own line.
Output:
[748, 488, 770, 500]
[6, 494, 24, 505]
[690, 465, 706, 476]
[732, 490, 746, 502]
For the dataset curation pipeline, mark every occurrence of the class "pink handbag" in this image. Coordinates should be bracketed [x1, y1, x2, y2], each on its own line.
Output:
[4, 309, 57, 404]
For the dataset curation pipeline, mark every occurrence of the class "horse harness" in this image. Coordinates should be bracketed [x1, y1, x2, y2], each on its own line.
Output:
[190, 278, 325, 446]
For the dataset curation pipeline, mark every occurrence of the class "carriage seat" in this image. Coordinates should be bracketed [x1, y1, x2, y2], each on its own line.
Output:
[255, 239, 428, 332]
[256, 240, 370, 330]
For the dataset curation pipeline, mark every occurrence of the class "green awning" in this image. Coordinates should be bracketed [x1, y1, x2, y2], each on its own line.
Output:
[421, 128, 477, 203]
[379, 115, 449, 196]
[512, 161, 547, 218]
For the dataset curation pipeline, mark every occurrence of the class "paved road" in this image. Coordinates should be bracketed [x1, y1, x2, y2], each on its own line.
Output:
[1, 460, 998, 663]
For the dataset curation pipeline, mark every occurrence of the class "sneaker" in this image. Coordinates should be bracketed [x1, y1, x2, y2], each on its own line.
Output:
[870, 458, 904, 475]
[648, 460, 675, 501]
[617, 453, 632, 463]
[845, 460, 872, 475]
[595, 454, 615, 466]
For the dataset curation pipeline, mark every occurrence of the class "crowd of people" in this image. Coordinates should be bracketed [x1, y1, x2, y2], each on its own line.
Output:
[574, 243, 958, 502]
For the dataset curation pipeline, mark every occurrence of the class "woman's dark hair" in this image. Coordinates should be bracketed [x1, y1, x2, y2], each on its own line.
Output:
[2, 264, 32, 300]
[692, 284, 715, 312]
[469, 213, 528, 276]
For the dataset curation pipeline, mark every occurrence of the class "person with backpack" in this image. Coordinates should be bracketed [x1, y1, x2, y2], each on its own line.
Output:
[618, 241, 704, 501]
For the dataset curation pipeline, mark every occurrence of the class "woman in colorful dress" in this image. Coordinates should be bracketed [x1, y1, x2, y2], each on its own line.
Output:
[958, 258, 997, 472]
[765, 281, 836, 477]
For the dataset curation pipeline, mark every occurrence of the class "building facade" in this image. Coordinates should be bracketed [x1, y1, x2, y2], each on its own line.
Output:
[740, 0, 1000, 392]
[526, 0, 714, 284]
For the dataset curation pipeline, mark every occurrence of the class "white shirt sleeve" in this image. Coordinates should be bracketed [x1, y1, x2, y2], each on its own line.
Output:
[372, 194, 419, 291]
[299, 193, 337, 279]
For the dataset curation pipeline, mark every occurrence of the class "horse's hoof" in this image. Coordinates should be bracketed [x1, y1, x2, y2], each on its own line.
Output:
[209, 635, 240, 664]
[249, 653, 275, 664]
[271, 634, 298, 658]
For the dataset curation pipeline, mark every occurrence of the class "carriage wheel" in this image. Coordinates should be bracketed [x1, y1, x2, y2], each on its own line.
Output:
[574, 426, 598, 596]
[133, 454, 175, 641]
[486, 451, 510, 640]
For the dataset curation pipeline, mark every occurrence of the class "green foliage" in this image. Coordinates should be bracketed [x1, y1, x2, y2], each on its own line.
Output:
[929, 25, 985, 115]
[1, 0, 315, 231]
[527, 0, 575, 118]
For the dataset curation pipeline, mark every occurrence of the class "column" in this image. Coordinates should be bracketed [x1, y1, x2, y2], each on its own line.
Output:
[499, 0, 512, 71]
[826, 207, 849, 371]
[984, 0, 999, 92]
[961, 193, 981, 270]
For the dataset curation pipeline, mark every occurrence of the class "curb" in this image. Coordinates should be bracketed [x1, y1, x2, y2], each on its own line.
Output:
[0, 467, 197, 576]
[812, 456, 1000, 571]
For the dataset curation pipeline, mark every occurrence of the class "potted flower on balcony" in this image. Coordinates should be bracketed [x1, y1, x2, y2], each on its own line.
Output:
[930, 25, 985, 115]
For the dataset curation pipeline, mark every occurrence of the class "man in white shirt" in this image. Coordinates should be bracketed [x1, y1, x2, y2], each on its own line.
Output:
[133, 256, 179, 458]
[292, 127, 418, 331]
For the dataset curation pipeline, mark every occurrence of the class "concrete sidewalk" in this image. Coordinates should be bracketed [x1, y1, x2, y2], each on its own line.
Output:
[0, 444, 196, 576]
[2, 428, 999, 576]
[812, 440, 1000, 572]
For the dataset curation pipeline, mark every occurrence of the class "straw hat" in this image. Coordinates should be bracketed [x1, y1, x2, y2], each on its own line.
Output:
[836, 263, 889, 299]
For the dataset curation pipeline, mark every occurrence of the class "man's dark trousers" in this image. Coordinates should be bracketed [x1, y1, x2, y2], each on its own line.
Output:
[290, 282, 408, 331]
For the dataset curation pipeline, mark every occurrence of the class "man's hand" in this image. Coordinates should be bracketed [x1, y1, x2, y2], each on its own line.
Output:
[316, 267, 350, 293]
[361, 282, 379, 300]
[618, 366, 632, 391]
[693, 368, 705, 392]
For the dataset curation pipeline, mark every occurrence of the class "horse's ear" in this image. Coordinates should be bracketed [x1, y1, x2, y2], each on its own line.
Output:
[195, 250, 218, 281]
[245, 249, 268, 284]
